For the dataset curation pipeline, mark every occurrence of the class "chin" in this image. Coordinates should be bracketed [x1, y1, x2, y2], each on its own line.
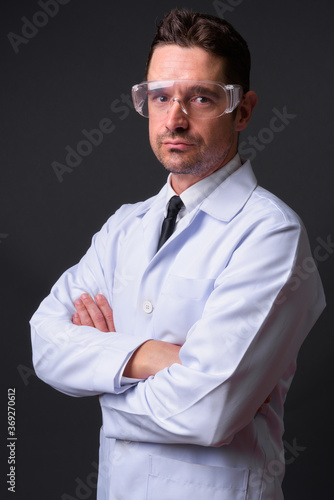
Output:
[161, 154, 192, 171]
[163, 162, 200, 176]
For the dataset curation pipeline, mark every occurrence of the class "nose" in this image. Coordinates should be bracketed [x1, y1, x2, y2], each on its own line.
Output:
[165, 99, 189, 131]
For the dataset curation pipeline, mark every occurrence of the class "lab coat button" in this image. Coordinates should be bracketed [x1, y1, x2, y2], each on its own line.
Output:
[143, 301, 153, 314]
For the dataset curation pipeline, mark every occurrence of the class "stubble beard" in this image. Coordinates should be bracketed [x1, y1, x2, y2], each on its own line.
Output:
[153, 134, 235, 177]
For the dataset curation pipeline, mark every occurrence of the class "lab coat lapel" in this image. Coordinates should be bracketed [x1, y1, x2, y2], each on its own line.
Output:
[137, 161, 257, 259]
[139, 187, 168, 260]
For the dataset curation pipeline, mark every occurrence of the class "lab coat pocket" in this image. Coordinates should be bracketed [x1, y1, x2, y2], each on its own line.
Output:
[154, 275, 215, 343]
[147, 455, 249, 500]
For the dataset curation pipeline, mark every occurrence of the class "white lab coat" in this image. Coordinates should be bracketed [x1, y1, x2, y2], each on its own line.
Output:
[30, 160, 325, 499]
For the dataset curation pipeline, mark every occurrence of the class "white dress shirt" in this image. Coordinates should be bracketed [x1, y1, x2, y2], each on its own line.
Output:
[166, 153, 241, 219]
[30, 157, 325, 499]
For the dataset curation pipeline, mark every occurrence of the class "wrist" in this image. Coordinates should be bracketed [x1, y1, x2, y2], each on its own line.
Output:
[123, 340, 181, 379]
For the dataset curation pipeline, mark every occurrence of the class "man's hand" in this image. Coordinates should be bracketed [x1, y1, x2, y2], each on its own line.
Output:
[71, 295, 268, 401]
[72, 293, 181, 379]
[72, 293, 115, 332]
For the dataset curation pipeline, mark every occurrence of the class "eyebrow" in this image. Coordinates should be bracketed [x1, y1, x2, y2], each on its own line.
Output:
[147, 88, 169, 95]
[189, 85, 221, 99]
[146, 83, 222, 100]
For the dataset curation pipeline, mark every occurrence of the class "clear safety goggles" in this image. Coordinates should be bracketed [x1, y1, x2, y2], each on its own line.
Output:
[131, 79, 242, 119]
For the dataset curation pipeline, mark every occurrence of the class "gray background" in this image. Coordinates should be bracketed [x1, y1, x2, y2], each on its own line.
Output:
[1, 0, 333, 498]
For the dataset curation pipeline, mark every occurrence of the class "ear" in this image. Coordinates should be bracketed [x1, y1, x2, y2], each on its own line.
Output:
[235, 91, 258, 132]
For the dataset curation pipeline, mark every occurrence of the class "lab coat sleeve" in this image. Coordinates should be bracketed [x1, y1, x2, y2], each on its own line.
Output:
[99, 215, 325, 446]
[30, 205, 151, 397]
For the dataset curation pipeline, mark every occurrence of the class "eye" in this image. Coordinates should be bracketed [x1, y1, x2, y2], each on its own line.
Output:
[148, 92, 170, 105]
[196, 96, 211, 103]
[156, 95, 169, 103]
[191, 95, 213, 106]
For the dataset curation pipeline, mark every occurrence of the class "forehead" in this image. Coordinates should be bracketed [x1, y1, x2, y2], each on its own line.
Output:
[147, 45, 225, 82]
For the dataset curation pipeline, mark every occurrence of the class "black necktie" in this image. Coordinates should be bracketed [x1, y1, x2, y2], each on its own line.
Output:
[157, 195, 184, 251]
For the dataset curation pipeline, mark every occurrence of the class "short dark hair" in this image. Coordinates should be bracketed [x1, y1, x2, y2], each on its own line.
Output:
[146, 8, 251, 93]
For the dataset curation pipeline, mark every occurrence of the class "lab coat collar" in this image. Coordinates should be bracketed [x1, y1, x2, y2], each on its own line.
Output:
[136, 160, 257, 224]
[135, 160, 257, 259]
[136, 185, 168, 222]
[199, 160, 257, 222]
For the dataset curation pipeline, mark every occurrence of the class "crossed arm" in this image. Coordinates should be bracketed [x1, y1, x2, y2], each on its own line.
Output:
[72, 293, 181, 379]
[72, 293, 271, 412]
[30, 202, 324, 447]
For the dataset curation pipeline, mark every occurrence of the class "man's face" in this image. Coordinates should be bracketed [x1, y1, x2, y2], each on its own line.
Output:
[147, 45, 240, 190]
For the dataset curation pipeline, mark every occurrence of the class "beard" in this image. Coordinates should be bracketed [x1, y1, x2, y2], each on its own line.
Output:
[152, 131, 235, 177]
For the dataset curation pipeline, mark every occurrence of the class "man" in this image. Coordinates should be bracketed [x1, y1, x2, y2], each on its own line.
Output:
[30, 9, 325, 499]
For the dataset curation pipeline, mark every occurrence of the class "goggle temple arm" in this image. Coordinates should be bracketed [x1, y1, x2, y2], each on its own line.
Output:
[225, 85, 242, 114]
[132, 84, 144, 115]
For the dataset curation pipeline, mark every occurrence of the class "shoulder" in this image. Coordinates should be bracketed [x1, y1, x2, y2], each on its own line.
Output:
[218, 162, 307, 251]
[233, 184, 308, 262]
[100, 188, 165, 236]
[249, 185, 302, 228]
[234, 160, 302, 229]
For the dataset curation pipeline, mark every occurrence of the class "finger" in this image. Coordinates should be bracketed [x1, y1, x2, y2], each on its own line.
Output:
[72, 312, 82, 326]
[80, 293, 109, 332]
[95, 294, 116, 332]
[74, 298, 95, 328]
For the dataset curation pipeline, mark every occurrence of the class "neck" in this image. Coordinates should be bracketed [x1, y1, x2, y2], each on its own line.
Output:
[170, 157, 236, 194]
[170, 172, 208, 194]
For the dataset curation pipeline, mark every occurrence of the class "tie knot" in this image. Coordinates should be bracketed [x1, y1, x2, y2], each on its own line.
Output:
[167, 196, 184, 217]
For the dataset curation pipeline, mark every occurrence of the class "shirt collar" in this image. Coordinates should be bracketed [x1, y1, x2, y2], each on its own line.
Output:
[135, 155, 257, 225]
[164, 154, 242, 217]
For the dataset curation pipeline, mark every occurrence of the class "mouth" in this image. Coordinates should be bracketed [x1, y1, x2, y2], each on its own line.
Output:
[163, 141, 194, 151]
